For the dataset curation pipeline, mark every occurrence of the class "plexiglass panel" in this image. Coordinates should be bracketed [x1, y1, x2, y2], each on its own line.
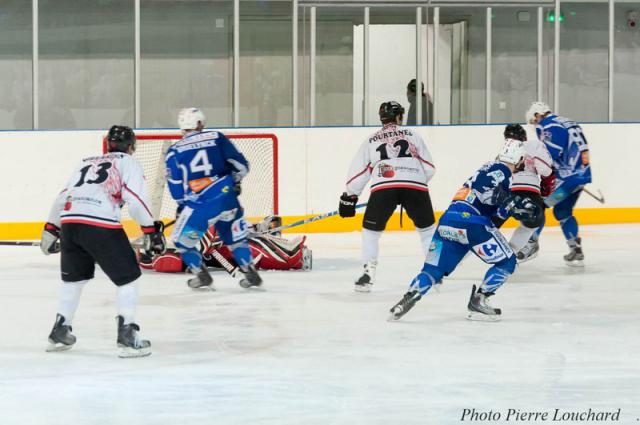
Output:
[559, 1, 609, 122]
[38, 0, 134, 129]
[614, 1, 640, 122]
[240, 1, 292, 127]
[0, 0, 32, 130]
[140, 0, 233, 128]
[491, 7, 539, 123]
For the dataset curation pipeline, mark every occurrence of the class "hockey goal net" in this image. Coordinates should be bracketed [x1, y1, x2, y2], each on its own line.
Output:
[103, 131, 278, 222]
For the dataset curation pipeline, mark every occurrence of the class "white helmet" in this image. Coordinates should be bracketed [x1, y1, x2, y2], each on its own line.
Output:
[178, 107, 205, 130]
[525, 101, 551, 124]
[499, 138, 527, 166]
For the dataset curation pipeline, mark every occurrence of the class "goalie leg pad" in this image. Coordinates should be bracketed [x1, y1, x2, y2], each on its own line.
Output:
[250, 235, 308, 270]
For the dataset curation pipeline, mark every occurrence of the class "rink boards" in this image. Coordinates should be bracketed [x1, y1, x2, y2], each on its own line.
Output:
[0, 123, 638, 239]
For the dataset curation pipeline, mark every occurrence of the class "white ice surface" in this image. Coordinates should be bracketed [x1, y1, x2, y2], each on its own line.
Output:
[1, 224, 639, 425]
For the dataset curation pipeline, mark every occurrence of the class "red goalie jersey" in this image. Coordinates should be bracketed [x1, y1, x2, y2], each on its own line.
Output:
[139, 217, 312, 273]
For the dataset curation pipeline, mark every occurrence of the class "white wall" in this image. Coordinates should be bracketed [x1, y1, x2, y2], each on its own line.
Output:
[0, 124, 637, 225]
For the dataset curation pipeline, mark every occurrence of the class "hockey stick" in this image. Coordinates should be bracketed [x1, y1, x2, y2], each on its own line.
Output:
[583, 187, 605, 204]
[0, 241, 41, 246]
[264, 203, 368, 235]
[1, 219, 179, 248]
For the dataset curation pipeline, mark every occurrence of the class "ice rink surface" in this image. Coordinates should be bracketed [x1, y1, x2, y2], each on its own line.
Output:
[1, 224, 639, 425]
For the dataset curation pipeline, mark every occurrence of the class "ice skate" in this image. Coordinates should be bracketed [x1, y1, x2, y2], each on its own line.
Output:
[467, 285, 502, 322]
[239, 264, 264, 290]
[116, 315, 151, 358]
[516, 240, 539, 263]
[355, 260, 377, 293]
[388, 290, 422, 321]
[187, 265, 214, 290]
[46, 314, 76, 352]
[563, 238, 584, 267]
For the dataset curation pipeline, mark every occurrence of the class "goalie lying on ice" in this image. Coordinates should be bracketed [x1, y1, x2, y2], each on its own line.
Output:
[138, 217, 312, 273]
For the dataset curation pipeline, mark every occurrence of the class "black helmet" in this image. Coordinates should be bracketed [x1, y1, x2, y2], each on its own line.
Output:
[107, 125, 136, 153]
[503, 123, 527, 142]
[379, 101, 405, 123]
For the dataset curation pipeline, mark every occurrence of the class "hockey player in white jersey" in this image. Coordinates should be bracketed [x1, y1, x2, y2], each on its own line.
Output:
[491, 124, 554, 261]
[41, 125, 166, 358]
[339, 101, 436, 292]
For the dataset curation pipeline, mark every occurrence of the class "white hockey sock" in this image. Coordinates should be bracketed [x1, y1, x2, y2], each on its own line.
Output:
[57, 280, 87, 325]
[510, 225, 538, 253]
[117, 282, 139, 325]
[417, 224, 436, 257]
[361, 229, 382, 264]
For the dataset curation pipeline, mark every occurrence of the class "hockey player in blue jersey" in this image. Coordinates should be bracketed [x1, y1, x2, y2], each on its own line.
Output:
[389, 138, 534, 321]
[166, 108, 262, 290]
[522, 102, 592, 266]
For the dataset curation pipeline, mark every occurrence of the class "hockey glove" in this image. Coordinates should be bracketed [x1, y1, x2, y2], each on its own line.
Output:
[540, 172, 557, 197]
[233, 182, 242, 196]
[40, 223, 61, 255]
[339, 192, 358, 218]
[142, 221, 167, 255]
[502, 195, 538, 222]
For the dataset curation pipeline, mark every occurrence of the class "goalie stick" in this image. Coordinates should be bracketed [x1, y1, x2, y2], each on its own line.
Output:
[263, 203, 367, 235]
[207, 249, 263, 278]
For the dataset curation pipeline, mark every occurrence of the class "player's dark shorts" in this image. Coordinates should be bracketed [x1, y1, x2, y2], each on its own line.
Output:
[363, 188, 435, 231]
[491, 190, 546, 229]
[60, 223, 141, 286]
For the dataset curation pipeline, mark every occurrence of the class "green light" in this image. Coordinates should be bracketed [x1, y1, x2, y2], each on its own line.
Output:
[546, 10, 565, 22]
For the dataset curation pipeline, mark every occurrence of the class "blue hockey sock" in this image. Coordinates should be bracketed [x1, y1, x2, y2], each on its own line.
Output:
[230, 242, 252, 269]
[180, 248, 203, 270]
[559, 216, 579, 246]
[409, 265, 443, 296]
[480, 266, 511, 294]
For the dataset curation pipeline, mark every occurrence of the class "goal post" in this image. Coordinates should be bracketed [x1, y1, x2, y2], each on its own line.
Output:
[103, 130, 279, 224]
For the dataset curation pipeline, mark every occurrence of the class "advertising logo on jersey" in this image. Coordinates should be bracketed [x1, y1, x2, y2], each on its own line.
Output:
[378, 164, 395, 178]
[472, 240, 506, 263]
[438, 226, 469, 245]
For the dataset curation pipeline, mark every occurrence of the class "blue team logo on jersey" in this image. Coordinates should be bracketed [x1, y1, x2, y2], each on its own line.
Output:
[231, 218, 248, 242]
[472, 240, 507, 263]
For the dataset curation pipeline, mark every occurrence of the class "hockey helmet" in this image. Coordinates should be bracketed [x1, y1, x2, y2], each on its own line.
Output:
[178, 107, 206, 131]
[503, 123, 527, 142]
[525, 101, 551, 124]
[107, 125, 136, 153]
[499, 138, 527, 166]
[379, 101, 405, 123]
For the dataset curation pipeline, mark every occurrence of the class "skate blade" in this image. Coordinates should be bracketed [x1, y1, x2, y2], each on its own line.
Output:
[46, 342, 74, 352]
[517, 251, 539, 264]
[387, 310, 402, 322]
[466, 311, 501, 322]
[189, 284, 215, 292]
[118, 346, 152, 358]
[240, 283, 266, 292]
[565, 259, 584, 267]
[354, 284, 372, 293]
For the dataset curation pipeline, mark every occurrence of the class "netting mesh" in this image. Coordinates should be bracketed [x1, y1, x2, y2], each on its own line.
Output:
[112, 132, 277, 221]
